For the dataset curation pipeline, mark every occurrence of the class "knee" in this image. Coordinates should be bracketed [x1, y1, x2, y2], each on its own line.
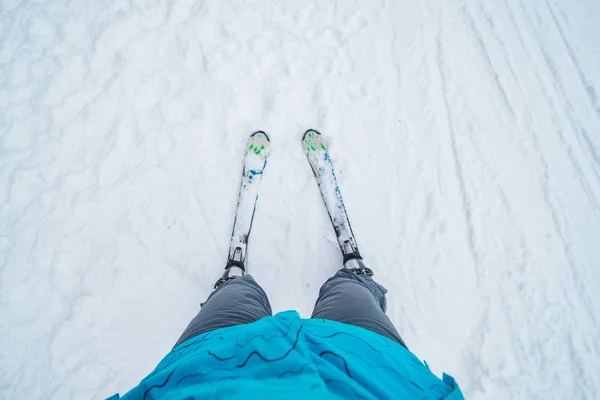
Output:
[322, 268, 388, 311]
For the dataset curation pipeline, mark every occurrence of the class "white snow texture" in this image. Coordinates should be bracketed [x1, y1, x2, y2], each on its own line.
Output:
[1, 1, 599, 399]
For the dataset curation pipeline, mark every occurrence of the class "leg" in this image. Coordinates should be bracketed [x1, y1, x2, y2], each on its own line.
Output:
[174, 275, 272, 348]
[311, 266, 408, 348]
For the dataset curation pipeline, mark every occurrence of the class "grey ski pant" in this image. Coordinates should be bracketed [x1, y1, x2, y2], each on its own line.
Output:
[174, 268, 407, 348]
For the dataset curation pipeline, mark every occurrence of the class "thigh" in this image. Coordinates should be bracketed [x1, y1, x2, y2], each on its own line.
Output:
[174, 275, 272, 348]
[311, 268, 407, 348]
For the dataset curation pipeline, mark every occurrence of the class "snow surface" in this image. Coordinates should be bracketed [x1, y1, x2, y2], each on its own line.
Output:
[1, 1, 600, 399]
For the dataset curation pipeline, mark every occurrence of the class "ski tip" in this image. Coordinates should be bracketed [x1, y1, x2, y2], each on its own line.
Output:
[248, 131, 271, 158]
[251, 130, 270, 142]
[302, 129, 322, 141]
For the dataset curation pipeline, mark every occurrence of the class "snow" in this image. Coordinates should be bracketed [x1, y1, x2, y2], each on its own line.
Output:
[1, 0, 599, 398]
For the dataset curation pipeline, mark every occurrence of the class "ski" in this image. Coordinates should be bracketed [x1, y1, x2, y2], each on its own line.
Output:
[302, 129, 363, 264]
[223, 131, 271, 277]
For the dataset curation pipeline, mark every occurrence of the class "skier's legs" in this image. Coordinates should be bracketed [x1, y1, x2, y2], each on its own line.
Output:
[311, 267, 408, 348]
[174, 275, 272, 348]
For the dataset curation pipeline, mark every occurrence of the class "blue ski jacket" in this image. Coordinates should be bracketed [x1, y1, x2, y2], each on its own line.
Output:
[112, 311, 463, 399]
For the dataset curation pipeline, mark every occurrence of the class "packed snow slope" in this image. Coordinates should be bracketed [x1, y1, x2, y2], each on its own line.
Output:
[1, 0, 599, 399]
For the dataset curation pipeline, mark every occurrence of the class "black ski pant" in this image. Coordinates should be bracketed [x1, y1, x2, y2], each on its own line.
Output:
[174, 267, 407, 348]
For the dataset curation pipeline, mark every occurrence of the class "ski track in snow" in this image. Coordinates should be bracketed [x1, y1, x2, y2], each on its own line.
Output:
[1, 0, 599, 398]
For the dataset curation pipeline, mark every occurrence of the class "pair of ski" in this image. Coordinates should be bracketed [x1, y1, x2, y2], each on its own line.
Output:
[216, 129, 368, 288]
